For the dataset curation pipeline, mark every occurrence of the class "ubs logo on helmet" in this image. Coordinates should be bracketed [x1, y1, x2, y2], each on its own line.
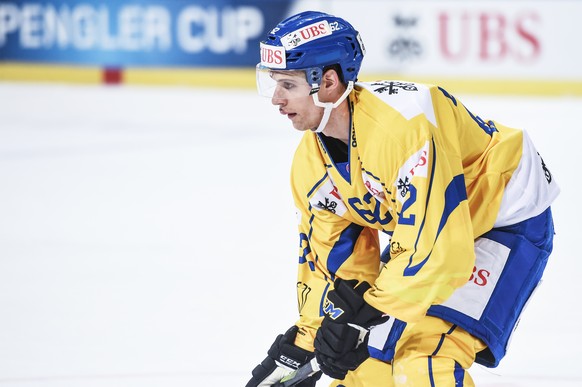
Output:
[260, 42, 286, 68]
[281, 20, 332, 49]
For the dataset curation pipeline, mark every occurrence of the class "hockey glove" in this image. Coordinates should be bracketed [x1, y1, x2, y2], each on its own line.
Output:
[314, 278, 388, 380]
[246, 325, 322, 387]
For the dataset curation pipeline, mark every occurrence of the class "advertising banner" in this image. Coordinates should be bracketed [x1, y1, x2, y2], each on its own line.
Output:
[0, 0, 292, 67]
[1, 0, 580, 93]
[290, 0, 582, 81]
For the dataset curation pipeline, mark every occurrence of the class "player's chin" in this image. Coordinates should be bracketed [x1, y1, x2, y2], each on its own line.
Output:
[291, 121, 310, 131]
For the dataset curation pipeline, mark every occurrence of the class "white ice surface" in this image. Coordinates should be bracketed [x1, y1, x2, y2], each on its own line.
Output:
[0, 83, 580, 386]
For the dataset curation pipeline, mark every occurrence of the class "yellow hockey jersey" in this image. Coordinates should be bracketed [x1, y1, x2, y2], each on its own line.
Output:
[291, 81, 559, 351]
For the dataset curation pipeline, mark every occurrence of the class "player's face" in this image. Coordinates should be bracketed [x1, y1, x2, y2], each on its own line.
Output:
[269, 71, 323, 131]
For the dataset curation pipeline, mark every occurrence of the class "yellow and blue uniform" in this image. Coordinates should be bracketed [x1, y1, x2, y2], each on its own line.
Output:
[290, 81, 559, 385]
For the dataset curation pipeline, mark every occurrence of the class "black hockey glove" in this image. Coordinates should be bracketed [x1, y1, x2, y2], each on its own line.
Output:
[246, 325, 322, 387]
[314, 278, 388, 380]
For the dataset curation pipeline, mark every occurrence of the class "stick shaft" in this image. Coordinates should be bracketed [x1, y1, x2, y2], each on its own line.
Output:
[272, 358, 320, 387]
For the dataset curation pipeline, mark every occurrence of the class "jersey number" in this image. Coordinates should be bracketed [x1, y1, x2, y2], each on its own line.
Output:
[348, 192, 393, 225]
[398, 184, 416, 225]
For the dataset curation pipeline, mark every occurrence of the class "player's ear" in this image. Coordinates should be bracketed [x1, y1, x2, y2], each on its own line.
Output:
[322, 69, 340, 89]
[320, 69, 343, 98]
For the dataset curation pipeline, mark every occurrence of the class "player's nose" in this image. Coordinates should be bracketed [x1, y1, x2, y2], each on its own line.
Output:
[271, 86, 287, 106]
[271, 95, 286, 106]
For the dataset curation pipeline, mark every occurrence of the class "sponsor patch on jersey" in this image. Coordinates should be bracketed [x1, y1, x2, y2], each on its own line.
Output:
[260, 42, 286, 69]
[439, 238, 510, 320]
[362, 172, 386, 202]
[359, 82, 437, 126]
[394, 141, 429, 201]
[309, 177, 348, 216]
[281, 20, 332, 50]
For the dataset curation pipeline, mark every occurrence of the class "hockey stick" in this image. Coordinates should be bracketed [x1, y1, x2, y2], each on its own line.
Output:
[272, 358, 320, 387]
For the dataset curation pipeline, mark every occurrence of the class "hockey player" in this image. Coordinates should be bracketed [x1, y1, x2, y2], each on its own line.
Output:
[246, 11, 559, 387]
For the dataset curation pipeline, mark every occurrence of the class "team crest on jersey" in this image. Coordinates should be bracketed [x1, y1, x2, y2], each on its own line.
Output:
[396, 177, 411, 197]
[394, 141, 429, 201]
[359, 82, 438, 126]
[309, 177, 347, 215]
[390, 241, 406, 257]
[537, 152, 553, 184]
[371, 81, 418, 95]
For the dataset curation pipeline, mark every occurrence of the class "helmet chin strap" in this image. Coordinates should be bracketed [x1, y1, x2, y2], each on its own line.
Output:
[311, 81, 354, 133]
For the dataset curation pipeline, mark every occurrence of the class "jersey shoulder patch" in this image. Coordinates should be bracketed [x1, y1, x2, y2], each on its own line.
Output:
[357, 81, 437, 127]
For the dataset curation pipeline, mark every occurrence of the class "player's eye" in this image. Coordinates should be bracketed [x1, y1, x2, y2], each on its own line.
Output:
[276, 81, 294, 90]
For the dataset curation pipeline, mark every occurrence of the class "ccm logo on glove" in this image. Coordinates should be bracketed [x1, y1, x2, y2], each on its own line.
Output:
[279, 355, 302, 369]
[323, 299, 345, 319]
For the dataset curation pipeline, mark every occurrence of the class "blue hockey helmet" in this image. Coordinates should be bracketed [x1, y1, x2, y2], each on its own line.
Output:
[257, 11, 365, 98]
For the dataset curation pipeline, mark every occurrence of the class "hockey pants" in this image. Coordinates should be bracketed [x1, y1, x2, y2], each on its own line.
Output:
[329, 316, 486, 387]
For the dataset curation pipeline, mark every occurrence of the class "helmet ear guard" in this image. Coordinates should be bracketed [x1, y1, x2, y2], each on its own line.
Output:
[306, 67, 324, 86]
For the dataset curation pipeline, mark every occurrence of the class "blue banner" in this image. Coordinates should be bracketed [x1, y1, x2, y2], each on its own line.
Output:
[0, 0, 293, 67]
